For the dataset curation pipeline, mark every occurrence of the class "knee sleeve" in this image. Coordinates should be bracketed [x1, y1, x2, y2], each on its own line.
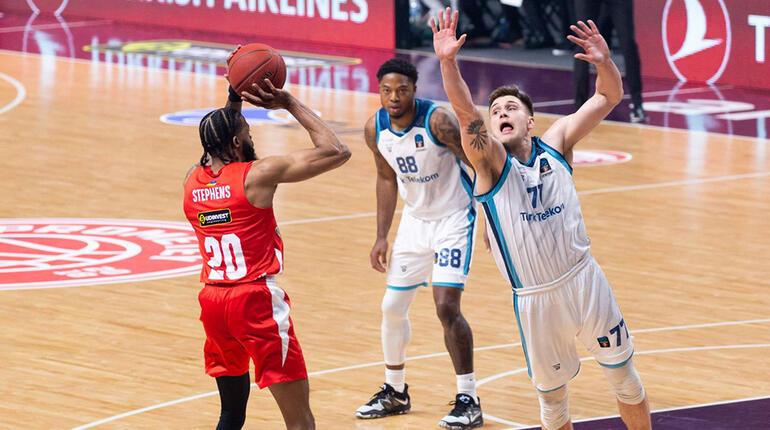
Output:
[537, 385, 570, 430]
[602, 359, 646, 405]
[381, 289, 418, 365]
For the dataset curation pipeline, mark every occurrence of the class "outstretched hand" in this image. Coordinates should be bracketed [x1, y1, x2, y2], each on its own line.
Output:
[240, 79, 293, 110]
[568, 20, 610, 65]
[430, 7, 467, 61]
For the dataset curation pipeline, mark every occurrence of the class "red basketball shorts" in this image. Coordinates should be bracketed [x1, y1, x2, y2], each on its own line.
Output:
[197, 276, 307, 388]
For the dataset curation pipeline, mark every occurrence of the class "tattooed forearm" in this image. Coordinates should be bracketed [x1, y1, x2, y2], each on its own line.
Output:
[466, 119, 488, 151]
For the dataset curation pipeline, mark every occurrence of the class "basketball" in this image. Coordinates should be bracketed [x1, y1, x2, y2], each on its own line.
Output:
[226, 43, 287, 94]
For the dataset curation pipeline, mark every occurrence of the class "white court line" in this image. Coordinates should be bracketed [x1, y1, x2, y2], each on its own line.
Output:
[511, 394, 770, 430]
[533, 85, 733, 108]
[0, 72, 26, 115]
[0, 19, 111, 33]
[482, 343, 770, 429]
[275, 170, 770, 227]
[579, 171, 770, 196]
[69, 317, 770, 429]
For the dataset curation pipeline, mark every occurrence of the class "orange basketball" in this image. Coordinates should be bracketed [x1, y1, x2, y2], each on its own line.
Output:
[226, 43, 287, 95]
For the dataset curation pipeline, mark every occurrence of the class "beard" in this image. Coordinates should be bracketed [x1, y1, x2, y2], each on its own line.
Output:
[242, 142, 257, 162]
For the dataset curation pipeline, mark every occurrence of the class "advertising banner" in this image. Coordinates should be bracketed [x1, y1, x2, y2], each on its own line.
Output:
[2, 0, 394, 50]
[635, 0, 770, 88]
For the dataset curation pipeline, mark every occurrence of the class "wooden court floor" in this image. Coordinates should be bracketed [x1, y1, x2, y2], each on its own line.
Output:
[1, 50, 769, 429]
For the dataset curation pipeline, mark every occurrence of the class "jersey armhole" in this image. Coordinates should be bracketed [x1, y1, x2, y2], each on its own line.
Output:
[424, 103, 446, 147]
[474, 156, 513, 203]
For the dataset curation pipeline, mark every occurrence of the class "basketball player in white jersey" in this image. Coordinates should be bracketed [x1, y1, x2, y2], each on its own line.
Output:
[355, 58, 483, 430]
[431, 9, 651, 430]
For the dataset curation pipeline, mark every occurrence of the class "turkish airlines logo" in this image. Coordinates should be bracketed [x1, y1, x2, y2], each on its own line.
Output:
[662, 0, 731, 84]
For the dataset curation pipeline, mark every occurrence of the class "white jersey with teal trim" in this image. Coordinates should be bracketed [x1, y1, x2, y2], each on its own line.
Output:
[477, 137, 590, 289]
[376, 98, 472, 220]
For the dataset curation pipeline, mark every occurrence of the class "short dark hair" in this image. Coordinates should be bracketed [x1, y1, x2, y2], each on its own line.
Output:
[488, 85, 534, 116]
[377, 58, 418, 84]
[198, 107, 246, 165]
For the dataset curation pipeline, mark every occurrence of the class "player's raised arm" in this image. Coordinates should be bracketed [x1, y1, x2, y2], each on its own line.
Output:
[542, 20, 623, 160]
[430, 8, 506, 193]
[241, 80, 351, 184]
[363, 115, 398, 273]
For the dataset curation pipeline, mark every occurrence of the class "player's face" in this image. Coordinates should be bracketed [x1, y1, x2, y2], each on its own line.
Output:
[235, 118, 257, 162]
[489, 95, 534, 145]
[379, 73, 415, 119]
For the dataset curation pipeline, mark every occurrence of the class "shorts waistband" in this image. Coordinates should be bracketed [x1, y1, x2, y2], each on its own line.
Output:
[514, 254, 591, 296]
[204, 275, 273, 288]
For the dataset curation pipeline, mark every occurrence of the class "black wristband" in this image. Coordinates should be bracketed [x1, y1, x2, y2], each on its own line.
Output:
[228, 86, 241, 102]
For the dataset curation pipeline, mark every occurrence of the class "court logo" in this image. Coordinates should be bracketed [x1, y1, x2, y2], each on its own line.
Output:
[161, 106, 321, 126]
[573, 150, 632, 167]
[198, 209, 231, 227]
[662, 0, 731, 84]
[0, 219, 202, 291]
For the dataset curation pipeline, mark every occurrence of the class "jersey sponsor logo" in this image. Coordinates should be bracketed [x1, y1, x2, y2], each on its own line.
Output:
[161, 106, 321, 126]
[597, 336, 611, 348]
[662, 0, 731, 83]
[191, 185, 231, 203]
[0, 219, 201, 291]
[519, 203, 566, 222]
[573, 150, 632, 166]
[539, 158, 553, 175]
[415, 133, 425, 150]
[399, 172, 439, 184]
[198, 209, 232, 227]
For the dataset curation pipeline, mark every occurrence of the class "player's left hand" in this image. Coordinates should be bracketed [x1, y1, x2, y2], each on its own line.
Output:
[568, 20, 610, 65]
[430, 7, 467, 61]
[241, 79, 292, 110]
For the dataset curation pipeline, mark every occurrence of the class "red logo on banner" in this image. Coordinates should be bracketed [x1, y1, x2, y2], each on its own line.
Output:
[0, 219, 201, 291]
[662, 0, 731, 83]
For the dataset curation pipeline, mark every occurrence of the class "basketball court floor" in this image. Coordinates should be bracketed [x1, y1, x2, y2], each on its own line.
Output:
[1, 11, 769, 430]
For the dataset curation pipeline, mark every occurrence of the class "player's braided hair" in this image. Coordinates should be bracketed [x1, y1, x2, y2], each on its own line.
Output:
[198, 107, 245, 166]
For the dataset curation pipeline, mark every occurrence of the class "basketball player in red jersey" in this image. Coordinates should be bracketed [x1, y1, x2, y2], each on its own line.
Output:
[183, 78, 350, 430]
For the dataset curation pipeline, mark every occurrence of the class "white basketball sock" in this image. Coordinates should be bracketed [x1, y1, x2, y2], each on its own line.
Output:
[456, 372, 478, 401]
[385, 368, 406, 393]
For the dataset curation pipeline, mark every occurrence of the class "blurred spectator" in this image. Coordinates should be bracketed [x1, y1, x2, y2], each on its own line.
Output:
[573, 0, 646, 123]
[519, 0, 555, 49]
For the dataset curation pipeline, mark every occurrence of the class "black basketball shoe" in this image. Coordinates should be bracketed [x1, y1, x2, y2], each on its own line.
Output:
[355, 383, 411, 419]
[438, 393, 483, 429]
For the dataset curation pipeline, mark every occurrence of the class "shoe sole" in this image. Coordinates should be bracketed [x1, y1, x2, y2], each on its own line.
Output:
[438, 418, 484, 429]
[355, 408, 411, 419]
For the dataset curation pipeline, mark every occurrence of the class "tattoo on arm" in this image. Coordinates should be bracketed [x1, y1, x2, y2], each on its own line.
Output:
[435, 113, 461, 147]
[467, 119, 488, 151]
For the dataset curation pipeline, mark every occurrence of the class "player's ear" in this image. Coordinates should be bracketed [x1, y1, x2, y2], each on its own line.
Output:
[527, 115, 535, 131]
[232, 135, 241, 149]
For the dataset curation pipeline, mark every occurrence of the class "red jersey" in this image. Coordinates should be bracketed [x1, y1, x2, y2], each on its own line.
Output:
[183, 162, 284, 285]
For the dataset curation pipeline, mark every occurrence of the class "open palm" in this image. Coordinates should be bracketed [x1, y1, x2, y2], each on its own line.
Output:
[430, 7, 467, 61]
[568, 20, 610, 65]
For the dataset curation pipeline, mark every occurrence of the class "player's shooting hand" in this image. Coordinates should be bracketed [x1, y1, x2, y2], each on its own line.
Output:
[241, 79, 293, 110]
[430, 7, 467, 61]
[370, 238, 389, 273]
[568, 20, 610, 65]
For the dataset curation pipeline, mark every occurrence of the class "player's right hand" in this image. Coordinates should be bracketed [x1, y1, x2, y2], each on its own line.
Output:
[430, 7, 467, 61]
[241, 79, 293, 110]
[370, 238, 389, 273]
